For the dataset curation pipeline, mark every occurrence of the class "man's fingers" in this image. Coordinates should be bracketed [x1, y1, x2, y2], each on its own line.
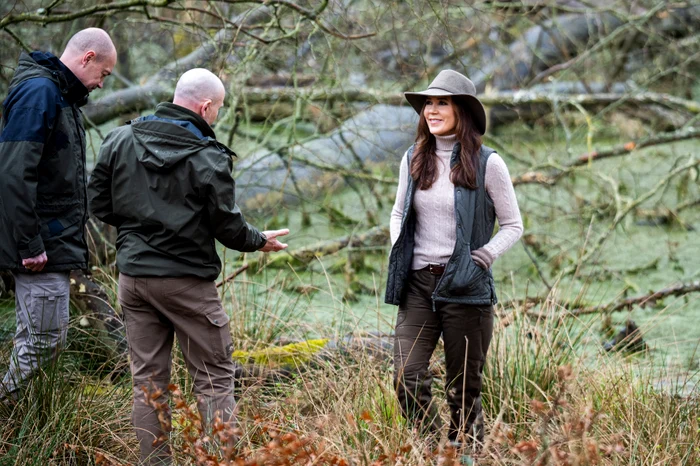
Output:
[264, 228, 289, 239]
[22, 252, 48, 271]
[269, 240, 288, 251]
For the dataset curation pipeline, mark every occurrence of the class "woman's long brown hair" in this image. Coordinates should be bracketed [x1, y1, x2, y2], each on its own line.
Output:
[410, 96, 482, 190]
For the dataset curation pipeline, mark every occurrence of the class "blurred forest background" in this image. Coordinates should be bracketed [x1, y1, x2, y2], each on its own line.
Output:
[0, 1, 699, 464]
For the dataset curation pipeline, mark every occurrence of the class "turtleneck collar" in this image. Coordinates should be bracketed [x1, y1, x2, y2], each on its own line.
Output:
[434, 133, 457, 152]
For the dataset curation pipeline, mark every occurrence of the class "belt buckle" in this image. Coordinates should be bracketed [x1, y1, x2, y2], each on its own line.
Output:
[429, 263, 444, 275]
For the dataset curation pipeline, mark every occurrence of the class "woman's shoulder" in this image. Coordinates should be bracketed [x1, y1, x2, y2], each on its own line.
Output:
[401, 145, 416, 164]
[484, 152, 514, 184]
[485, 151, 506, 168]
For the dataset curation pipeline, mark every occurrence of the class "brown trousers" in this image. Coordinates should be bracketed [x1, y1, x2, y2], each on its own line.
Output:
[118, 274, 237, 465]
[393, 269, 494, 444]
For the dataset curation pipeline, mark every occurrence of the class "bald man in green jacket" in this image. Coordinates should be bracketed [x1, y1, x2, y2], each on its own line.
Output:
[88, 68, 289, 465]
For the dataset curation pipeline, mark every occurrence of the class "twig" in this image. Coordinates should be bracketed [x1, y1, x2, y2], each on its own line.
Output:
[570, 280, 700, 316]
[521, 240, 552, 291]
[560, 156, 700, 278]
[512, 126, 700, 186]
[216, 263, 249, 288]
[526, 2, 668, 86]
[2, 28, 31, 53]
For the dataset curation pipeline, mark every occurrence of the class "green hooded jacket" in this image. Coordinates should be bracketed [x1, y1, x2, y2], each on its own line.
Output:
[87, 103, 266, 280]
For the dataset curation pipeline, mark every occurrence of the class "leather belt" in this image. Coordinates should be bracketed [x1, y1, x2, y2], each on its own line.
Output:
[424, 263, 445, 275]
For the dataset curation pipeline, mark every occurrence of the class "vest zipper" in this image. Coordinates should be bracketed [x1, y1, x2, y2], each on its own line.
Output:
[431, 247, 457, 312]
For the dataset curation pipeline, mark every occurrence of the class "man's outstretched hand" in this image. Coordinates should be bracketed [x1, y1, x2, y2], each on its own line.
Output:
[22, 252, 48, 272]
[259, 229, 289, 252]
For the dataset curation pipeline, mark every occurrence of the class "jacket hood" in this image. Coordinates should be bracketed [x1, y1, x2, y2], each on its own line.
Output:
[10, 51, 89, 106]
[131, 103, 234, 172]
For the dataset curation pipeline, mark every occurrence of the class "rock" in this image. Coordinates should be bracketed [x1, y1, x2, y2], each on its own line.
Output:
[603, 320, 647, 353]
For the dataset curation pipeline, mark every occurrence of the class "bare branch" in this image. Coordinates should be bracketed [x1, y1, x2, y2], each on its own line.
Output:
[512, 126, 700, 186]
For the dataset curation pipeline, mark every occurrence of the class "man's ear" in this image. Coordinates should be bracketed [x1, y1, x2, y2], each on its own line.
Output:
[81, 50, 96, 66]
[201, 99, 212, 118]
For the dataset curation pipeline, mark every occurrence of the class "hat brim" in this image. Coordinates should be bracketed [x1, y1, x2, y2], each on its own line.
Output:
[404, 90, 487, 135]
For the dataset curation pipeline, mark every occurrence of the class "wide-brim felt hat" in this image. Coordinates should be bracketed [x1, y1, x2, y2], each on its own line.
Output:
[404, 70, 487, 135]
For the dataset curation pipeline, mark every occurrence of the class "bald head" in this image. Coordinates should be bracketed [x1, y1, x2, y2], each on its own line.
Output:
[173, 69, 226, 126]
[60, 28, 116, 92]
[64, 28, 116, 59]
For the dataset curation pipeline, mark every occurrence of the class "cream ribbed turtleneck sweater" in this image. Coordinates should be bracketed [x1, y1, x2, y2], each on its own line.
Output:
[390, 134, 523, 270]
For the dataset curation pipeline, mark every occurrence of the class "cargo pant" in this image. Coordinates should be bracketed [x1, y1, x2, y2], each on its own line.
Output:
[1, 272, 70, 398]
[393, 269, 494, 444]
[118, 274, 238, 466]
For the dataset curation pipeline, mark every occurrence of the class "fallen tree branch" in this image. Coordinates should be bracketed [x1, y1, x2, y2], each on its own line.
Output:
[235, 88, 700, 114]
[511, 126, 700, 186]
[635, 198, 700, 225]
[566, 280, 700, 317]
[497, 279, 700, 328]
[86, 76, 700, 126]
[255, 225, 389, 271]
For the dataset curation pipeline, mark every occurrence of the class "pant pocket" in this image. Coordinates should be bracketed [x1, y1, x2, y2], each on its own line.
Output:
[29, 292, 68, 333]
[205, 307, 232, 361]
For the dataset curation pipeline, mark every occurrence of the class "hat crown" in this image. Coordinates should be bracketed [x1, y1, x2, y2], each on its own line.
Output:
[428, 70, 476, 96]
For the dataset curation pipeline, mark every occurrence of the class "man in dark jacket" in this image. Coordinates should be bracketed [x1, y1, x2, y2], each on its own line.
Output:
[0, 28, 117, 399]
[88, 68, 289, 465]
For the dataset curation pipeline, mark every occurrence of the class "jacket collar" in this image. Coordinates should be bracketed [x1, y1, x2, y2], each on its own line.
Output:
[25, 51, 89, 107]
[153, 102, 217, 139]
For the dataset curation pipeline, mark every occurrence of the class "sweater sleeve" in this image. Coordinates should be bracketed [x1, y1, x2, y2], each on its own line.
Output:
[482, 153, 523, 260]
[390, 151, 409, 246]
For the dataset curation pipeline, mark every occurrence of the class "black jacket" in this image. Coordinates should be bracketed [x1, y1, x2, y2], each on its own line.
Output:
[0, 52, 90, 272]
[385, 144, 498, 306]
[87, 103, 266, 280]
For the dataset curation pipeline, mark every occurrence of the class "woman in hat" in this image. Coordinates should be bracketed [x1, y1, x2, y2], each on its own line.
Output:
[386, 70, 523, 448]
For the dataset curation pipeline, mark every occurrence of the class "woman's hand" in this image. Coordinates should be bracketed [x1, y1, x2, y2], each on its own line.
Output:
[471, 247, 493, 269]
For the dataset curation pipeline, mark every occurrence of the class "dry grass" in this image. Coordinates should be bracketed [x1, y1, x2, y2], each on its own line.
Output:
[1, 286, 698, 465]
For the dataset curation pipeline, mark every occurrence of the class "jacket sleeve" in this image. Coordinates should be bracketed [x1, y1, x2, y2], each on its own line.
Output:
[87, 130, 124, 227]
[206, 156, 266, 252]
[0, 80, 58, 259]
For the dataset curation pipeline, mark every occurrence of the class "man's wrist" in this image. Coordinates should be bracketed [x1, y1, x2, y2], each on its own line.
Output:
[19, 236, 46, 259]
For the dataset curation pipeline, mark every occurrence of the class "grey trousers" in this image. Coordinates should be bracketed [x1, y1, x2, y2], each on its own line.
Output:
[118, 274, 238, 466]
[1, 272, 70, 397]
